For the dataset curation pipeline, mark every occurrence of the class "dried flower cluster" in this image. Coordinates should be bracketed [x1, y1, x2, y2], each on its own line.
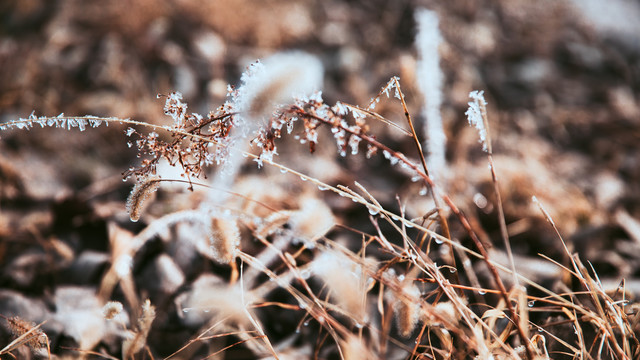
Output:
[251, 90, 383, 166]
[122, 74, 416, 186]
[123, 91, 237, 184]
[124, 53, 324, 185]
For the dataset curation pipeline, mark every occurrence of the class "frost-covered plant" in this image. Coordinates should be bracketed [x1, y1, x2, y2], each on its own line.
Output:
[0, 60, 541, 360]
[2, 27, 639, 359]
[465, 90, 490, 153]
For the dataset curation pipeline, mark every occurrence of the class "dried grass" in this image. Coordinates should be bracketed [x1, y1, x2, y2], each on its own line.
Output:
[1, 8, 638, 359]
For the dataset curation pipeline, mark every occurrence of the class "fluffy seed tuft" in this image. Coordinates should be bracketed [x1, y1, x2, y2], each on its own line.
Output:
[393, 282, 422, 337]
[126, 176, 161, 222]
[208, 216, 241, 264]
[4, 316, 49, 350]
[102, 301, 124, 320]
[465, 90, 490, 152]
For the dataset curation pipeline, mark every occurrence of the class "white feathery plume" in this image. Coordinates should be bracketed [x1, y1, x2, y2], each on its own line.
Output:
[415, 8, 446, 183]
[205, 51, 323, 205]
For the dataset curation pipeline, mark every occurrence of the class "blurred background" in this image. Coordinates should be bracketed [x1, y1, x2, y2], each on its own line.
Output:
[1, 0, 639, 357]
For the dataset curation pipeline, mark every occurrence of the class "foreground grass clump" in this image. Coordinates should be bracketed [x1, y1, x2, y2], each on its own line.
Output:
[2, 62, 638, 359]
[1, 9, 639, 356]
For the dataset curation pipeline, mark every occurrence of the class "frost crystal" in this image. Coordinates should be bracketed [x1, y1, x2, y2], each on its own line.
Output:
[348, 134, 361, 155]
[77, 118, 87, 131]
[309, 91, 323, 103]
[287, 117, 296, 134]
[333, 102, 349, 116]
[164, 92, 188, 127]
[0, 115, 117, 134]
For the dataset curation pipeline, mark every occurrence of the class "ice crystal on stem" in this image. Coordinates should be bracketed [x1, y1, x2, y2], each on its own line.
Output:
[0, 115, 111, 133]
[465, 90, 489, 152]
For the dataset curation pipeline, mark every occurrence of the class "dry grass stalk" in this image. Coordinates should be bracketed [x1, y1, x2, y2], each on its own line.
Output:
[267, 79, 534, 355]
[466, 91, 519, 290]
[122, 299, 156, 359]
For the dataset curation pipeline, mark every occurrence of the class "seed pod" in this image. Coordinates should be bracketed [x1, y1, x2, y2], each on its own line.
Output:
[126, 177, 161, 222]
